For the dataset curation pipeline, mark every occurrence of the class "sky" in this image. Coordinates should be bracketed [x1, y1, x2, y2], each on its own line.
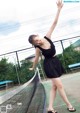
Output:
[0, 0, 80, 61]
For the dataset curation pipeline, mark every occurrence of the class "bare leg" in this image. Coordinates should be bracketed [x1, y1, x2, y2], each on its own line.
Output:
[52, 78, 73, 108]
[48, 80, 57, 111]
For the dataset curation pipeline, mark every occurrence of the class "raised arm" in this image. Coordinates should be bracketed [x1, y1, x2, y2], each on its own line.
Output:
[46, 0, 63, 38]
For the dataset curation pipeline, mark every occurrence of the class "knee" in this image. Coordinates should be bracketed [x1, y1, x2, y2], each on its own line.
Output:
[57, 83, 64, 89]
[52, 85, 57, 91]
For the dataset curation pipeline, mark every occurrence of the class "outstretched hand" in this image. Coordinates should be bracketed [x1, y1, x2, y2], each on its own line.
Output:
[56, 0, 63, 10]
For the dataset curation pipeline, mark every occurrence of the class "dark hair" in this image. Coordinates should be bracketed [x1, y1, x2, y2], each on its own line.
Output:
[28, 34, 37, 44]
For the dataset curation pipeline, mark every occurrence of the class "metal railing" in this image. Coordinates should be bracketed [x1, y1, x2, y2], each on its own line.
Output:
[0, 35, 80, 68]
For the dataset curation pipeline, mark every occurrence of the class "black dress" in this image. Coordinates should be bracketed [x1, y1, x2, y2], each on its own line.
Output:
[35, 36, 65, 78]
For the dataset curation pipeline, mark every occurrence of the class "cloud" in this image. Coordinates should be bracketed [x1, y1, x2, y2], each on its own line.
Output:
[0, 0, 80, 56]
[0, 22, 20, 35]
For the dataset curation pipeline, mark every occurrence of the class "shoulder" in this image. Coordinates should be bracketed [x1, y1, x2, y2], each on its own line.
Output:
[44, 36, 50, 39]
[44, 36, 52, 42]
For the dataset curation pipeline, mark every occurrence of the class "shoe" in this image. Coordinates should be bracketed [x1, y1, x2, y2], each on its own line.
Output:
[48, 110, 58, 113]
[67, 107, 76, 112]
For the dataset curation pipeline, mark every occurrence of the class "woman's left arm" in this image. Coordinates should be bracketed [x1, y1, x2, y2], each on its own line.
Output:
[46, 0, 63, 39]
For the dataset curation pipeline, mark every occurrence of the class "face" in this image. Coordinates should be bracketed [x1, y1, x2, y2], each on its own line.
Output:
[33, 36, 43, 46]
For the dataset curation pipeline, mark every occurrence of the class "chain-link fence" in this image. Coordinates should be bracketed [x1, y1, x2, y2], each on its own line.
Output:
[0, 36, 80, 68]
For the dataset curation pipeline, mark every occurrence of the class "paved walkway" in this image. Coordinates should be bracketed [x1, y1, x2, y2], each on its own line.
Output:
[43, 71, 80, 113]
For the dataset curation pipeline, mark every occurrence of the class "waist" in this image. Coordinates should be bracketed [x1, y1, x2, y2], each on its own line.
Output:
[44, 54, 56, 59]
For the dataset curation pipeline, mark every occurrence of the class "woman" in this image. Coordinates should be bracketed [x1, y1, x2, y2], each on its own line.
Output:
[28, 0, 76, 113]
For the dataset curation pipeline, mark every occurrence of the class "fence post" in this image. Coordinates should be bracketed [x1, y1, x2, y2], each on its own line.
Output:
[15, 51, 20, 69]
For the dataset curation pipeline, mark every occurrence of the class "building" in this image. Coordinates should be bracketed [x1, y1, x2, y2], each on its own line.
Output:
[72, 39, 80, 51]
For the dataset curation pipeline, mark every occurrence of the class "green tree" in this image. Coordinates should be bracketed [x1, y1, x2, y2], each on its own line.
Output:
[57, 45, 80, 71]
[0, 58, 9, 81]
[19, 60, 34, 83]
[0, 58, 19, 84]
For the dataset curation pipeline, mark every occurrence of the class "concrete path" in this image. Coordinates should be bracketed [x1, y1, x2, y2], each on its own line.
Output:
[43, 71, 80, 113]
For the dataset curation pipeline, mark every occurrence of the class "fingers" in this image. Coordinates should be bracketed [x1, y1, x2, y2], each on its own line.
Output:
[56, 0, 63, 3]
[56, 0, 63, 4]
[56, 0, 63, 9]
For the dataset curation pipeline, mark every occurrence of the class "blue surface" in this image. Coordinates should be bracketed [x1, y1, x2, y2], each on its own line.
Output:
[0, 80, 13, 85]
[63, 0, 80, 2]
[69, 62, 80, 68]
